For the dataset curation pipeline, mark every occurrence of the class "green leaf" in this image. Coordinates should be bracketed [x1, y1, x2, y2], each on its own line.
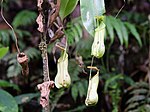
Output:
[65, 17, 83, 45]
[80, 0, 105, 36]
[0, 30, 10, 46]
[78, 82, 86, 98]
[0, 89, 18, 112]
[125, 102, 139, 111]
[0, 47, 9, 59]
[123, 75, 135, 86]
[71, 83, 78, 101]
[7, 63, 22, 78]
[129, 88, 148, 95]
[15, 93, 39, 105]
[76, 38, 93, 59]
[59, 0, 79, 20]
[109, 16, 123, 45]
[0, 80, 20, 91]
[12, 10, 37, 28]
[104, 74, 124, 92]
[133, 82, 149, 89]
[118, 19, 129, 47]
[125, 22, 142, 47]
[24, 47, 40, 61]
[126, 95, 145, 104]
[106, 17, 114, 43]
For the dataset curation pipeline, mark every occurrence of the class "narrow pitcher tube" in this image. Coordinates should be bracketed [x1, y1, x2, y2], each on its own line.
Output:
[91, 22, 105, 58]
[85, 70, 99, 106]
[55, 51, 71, 88]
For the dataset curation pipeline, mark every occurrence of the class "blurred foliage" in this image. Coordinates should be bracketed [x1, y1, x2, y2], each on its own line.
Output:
[124, 82, 150, 112]
[65, 17, 83, 45]
[0, 0, 149, 112]
[0, 89, 18, 112]
[106, 16, 142, 47]
[12, 10, 37, 28]
[0, 46, 8, 59]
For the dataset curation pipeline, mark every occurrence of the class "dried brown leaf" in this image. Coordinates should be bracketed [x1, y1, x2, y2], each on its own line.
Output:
[17, 52, 29, 76]
[36, 13, 44, 32]
[37, 81, 54, 107]
[37, 0, 43, 9]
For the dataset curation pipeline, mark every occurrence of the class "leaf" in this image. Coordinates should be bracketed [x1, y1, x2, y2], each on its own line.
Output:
[78, 82, 86, 98]
[15, 93, 39, 105]
[126, 95, 145, 104]
[71, 26, 80, 42]
[104, 74, 124, 92]
[123, 75, 135, 85]
[0, 47, 9, 59]
[15, 29, 31, 39]
[65, 17, 83, 45]
[80, 0, 105, 36]
[133, 82, 149, 89]
[129, 88, 148, 95]
[76, 38, 93, 59]
[68, 59, 81, 81]
[7, 63, 22, 78]
[24, 47, 40, 61]
[0, 30, 10, 46]
[71, 83, 78, 101]
[125, 102, 139, 111]
[0, 80, 20, 91]
[12, 10, 37, 28]
[74, 23, 82, 39]
[0, 89, 18, 112]
[109, 16, 123, 45]
[106, 16, 114, 43]
[118, 19, 129, 47]
[59, 0, 79, 20]
[125, 22, 142, 47]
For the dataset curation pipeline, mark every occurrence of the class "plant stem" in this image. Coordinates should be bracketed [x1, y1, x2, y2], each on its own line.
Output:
[39, 41, 50, 112]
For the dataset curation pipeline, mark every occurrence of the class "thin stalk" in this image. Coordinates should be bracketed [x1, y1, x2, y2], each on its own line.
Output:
[89, 56, 95, 80]
[115, 0, 126, 18]
[39, 41, 50, 112]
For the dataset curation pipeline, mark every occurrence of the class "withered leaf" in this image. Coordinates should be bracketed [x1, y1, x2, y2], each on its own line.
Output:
[37, 0, 43, 9]
[36, 13, 44, 32]
[17, 52, 29, 76]
[37, 81, 54, 107]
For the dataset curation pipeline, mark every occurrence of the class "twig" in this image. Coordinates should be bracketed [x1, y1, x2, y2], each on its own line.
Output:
[0, 0, 20, 53]
[89, 56, 95, 80]
[39, 41, 50, 82]
[115, 0, 126, 18]
[36, 0, 51, 111]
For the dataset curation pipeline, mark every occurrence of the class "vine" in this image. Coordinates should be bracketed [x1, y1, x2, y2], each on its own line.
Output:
[1, 0, 29, 76]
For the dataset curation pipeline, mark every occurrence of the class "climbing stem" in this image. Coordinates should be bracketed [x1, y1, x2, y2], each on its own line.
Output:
[1, 0, 20, 53]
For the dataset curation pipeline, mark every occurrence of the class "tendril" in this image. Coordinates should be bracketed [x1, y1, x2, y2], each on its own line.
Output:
[115, 0, 126, 18]
[1, 0, 20, 53]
